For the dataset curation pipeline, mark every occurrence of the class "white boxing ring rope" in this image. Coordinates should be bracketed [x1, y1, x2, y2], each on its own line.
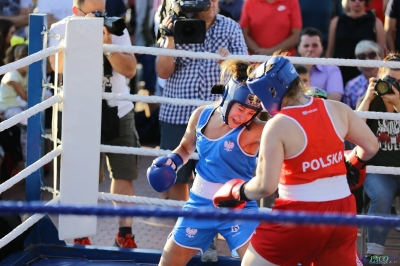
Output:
[0, 16, 400, 252]
[102, 92, 400, 120]
[0, 147, 61, 195]
[104, 44, 400, 68]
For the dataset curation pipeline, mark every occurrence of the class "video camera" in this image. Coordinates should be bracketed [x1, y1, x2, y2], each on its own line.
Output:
[163, 0, 211, 44]
[93, 11, 126, 36]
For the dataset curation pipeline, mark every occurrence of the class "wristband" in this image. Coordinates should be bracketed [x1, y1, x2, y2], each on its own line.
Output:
[349, 150, 367, 169]
[239, 181, 250, 201]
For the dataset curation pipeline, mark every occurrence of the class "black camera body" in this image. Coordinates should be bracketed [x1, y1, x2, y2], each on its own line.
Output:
[169, 0, 211, 44]
[374, 75, 400, 96]
[93, 11, 126, 36]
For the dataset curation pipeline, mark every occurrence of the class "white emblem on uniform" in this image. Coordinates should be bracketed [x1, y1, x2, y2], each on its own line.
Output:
[197, 135, 202, 142]
[231, 225, 239, 232]
[186, 227, 198, 238]
[302, 108, 317, 115]
[224, 140, 234, 152]
[277, 5, 286, 11]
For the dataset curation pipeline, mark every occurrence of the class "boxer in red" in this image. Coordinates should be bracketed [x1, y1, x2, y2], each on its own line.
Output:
[213, 51, 379, 266]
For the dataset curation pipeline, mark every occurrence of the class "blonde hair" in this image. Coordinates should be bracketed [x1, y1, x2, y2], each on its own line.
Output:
[14, 44, 28, 60]
[3, 43, 28, 64]
[217, 59, 261, 108]
[378, 51, 400, 78]
[219, 59, 251, 84]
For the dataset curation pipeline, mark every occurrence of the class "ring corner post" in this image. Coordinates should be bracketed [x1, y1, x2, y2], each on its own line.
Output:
[58, 18, 103, 240]
[26, 13, 48, 202]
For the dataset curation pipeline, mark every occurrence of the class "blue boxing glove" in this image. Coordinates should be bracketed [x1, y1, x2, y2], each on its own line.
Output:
[146, 153, 183, 192]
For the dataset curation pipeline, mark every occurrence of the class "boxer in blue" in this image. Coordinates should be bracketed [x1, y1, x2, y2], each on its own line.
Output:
[147, 59, 266, 266]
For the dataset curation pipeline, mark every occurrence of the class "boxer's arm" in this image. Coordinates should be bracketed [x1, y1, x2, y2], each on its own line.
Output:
[243, 119, 283, 200]
[171, 106, 206, 164]
[345, 103, 379, 161]
[147, 106, 205, 192]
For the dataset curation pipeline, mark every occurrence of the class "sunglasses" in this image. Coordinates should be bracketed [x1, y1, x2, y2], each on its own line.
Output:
[357, 52, 378, 60]
[78, 7, 106, 17]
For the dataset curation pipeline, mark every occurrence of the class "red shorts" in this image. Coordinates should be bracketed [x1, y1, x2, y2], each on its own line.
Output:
[251, 195, 358, 266]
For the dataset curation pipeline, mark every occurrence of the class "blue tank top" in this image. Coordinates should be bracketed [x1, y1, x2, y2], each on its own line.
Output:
[195, 105, 257, 184]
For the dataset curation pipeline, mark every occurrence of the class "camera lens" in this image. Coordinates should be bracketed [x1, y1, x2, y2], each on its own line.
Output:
[173, 19, 206, 44]
[375, 80, 390, 95]
[178, 21, 199, 42]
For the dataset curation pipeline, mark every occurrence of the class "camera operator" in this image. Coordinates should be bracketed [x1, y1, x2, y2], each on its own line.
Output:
[356, 52, 400, 263]
[48, 0, 140, 248]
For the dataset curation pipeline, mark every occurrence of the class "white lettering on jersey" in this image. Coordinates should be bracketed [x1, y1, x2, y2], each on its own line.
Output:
[302, 108, 317, 115]
[302, 151, 343, 172]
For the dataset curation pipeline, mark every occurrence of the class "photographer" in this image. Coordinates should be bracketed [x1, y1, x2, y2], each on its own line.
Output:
[48, 0, 140, 249]
[356, 52, 400, 263]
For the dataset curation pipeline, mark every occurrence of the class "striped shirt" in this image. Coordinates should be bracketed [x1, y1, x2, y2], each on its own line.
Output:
[159, 14, 248, 125]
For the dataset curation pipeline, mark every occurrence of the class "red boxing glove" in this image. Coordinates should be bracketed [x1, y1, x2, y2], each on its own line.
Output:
[213, 178, 249, 209]
[344, 149, 367, 190]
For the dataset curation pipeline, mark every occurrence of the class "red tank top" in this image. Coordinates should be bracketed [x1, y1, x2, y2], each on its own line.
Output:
[278, 98, 346, 185]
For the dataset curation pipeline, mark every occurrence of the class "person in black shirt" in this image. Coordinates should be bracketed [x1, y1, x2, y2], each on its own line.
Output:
[356, 52, 400, 262]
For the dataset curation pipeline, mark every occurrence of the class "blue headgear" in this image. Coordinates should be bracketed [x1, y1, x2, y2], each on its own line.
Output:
[247, 56, 299, 116]
[213, 78, 262, 127]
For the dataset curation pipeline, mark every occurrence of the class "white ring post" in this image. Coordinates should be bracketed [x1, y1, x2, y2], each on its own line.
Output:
[58, 18, 103, 240]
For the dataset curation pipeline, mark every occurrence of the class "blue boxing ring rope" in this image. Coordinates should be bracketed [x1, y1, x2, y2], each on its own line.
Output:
[0, 13, 400, 266]
[0, 202, 400, 228]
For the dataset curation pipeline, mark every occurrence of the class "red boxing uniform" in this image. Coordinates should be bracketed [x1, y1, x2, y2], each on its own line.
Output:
[251, 98, 358, 266]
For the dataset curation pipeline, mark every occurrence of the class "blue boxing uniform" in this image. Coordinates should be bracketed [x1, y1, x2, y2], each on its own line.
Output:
[171, 105, 259, 254]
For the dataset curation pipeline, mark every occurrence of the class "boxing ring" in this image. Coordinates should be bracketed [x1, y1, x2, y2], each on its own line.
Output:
[0, 14, 399, 265]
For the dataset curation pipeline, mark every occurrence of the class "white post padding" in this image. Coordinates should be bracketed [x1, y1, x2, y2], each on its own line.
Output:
[59, 18, 103, 240]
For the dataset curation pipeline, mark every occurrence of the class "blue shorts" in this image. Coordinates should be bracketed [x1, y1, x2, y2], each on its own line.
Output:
[171, 192, 259, 253]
